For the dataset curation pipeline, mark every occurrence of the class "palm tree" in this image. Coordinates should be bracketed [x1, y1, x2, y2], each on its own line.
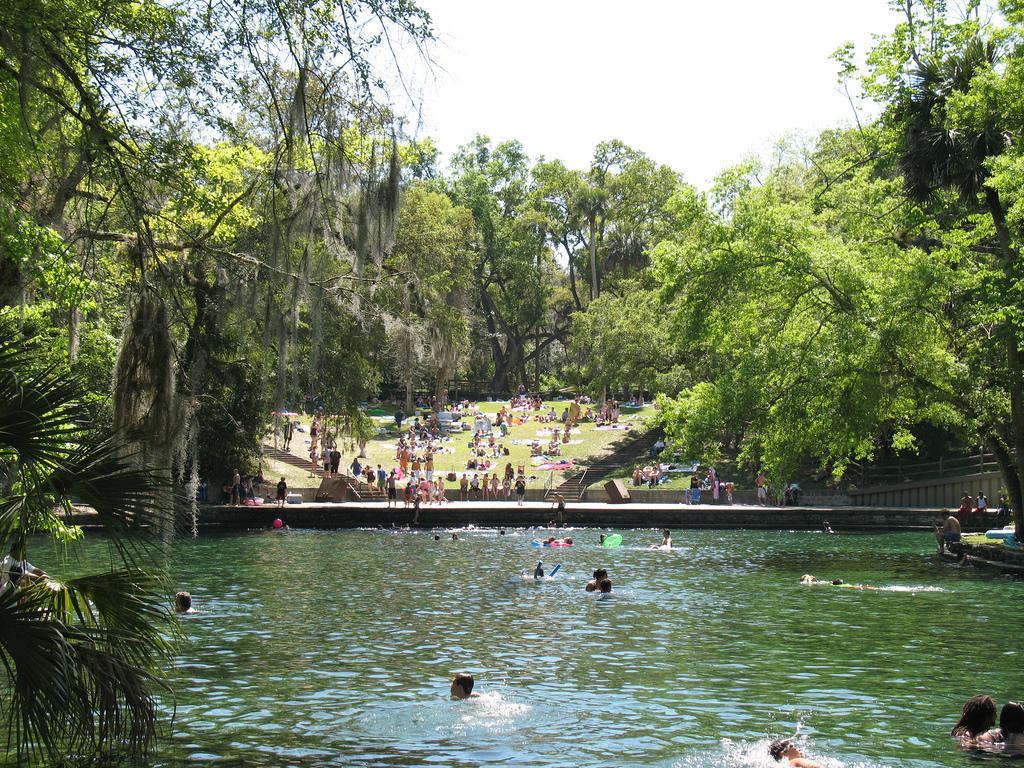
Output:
[893, 34, 1024, 535]
[896, 36, 1005, 208]
[0, 314, 175, 763]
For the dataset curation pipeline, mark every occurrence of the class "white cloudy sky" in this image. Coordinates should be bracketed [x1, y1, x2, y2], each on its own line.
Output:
[395, 0, 898, 186]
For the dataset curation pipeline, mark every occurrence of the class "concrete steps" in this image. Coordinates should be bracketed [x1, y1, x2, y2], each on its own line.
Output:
[551, 427, 665, 501]
[261, 444, 385, 500]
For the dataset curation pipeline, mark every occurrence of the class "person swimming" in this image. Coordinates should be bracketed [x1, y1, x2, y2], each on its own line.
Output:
[450, 672, 481, 700]
[174, 591, 195, 614]
[586, 568, 609, 592]
[598, 578, 612, 593]
[769, 738, 822, 767]
[952, 694, 998, 743]
[800, 575, 843, 586]
[650, 529, 671, 548]
[979, 701, 1024, 747]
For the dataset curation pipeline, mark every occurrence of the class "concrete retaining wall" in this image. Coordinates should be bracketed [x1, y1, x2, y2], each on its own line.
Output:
[579, 487, 853, 506]
[196, 502, 1001, 532]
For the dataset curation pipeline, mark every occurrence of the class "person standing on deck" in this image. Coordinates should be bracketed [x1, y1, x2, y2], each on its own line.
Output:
[756, 471, 768, 506]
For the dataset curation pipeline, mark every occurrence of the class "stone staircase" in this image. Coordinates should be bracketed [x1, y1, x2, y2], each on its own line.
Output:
[550, 427, 665, 501]
[261, 444, 385, 500]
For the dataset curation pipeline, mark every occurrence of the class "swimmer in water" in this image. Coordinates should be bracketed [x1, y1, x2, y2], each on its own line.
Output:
[452, 532, 459, 541]
[769, 738, 822, 767]
[650, 529, 671, 548]
[586, 568, 609, 592]
[979, 701, 1024, 747]
[599, 533, 606, 546]
[800, 575, 843, 586]
[598, 578, 612, 593]
[450, 672, 481, 700]
[434, 534, 441, 541]
[174, 591, 196, 614]
[952, 694, 997, 744]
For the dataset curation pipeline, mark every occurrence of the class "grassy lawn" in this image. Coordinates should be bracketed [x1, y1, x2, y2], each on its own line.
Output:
[262, 401, 657, 490]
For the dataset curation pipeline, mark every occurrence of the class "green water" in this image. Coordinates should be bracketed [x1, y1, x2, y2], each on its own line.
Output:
[42, 529, 1024, 767]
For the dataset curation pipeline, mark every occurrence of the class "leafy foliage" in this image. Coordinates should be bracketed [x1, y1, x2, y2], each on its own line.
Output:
[0, 315, 175, 762]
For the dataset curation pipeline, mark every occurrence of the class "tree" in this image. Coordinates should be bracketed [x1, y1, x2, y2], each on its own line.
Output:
[860, 0, 1024, 532]
[386, 183, 476, 409]
[0, 314, 175, 762]
[448, 137, 561, 391]
[650, 137, 942, 484]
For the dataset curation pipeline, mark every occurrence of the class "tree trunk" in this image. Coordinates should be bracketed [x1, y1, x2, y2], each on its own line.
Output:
[491, 338, 521, 392]
[435, 371, 448, 411]
[1005, 340, 1024, 537]
[565, 241, 583, 310]
[987, 434, 1023, 538]
[984, 187, 1024, 537]
[404, 284, 414, 413]
[276, 319, 289, 409]
[68, 305, 80, 364]
[588, 215, 599, 301]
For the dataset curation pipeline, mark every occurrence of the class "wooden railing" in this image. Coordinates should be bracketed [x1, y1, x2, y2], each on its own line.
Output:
[852, 451, 999, 487]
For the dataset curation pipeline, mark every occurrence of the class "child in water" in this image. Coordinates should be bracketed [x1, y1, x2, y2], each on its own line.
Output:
[586, 568, 609, 591]
[174, 591, 196, 614]
[769, 738, 822, 767]
[650, 529, 671, 548]
[450, 673, 481, 700]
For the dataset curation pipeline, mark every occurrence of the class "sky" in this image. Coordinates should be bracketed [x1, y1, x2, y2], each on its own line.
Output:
[401, 0, 899, 187]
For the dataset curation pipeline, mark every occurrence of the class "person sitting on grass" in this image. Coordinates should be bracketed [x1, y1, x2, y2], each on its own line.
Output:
[769, 738, 822, 767]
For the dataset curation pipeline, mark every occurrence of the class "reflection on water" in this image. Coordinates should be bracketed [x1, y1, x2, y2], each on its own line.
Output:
[45, 529, 1023, 767]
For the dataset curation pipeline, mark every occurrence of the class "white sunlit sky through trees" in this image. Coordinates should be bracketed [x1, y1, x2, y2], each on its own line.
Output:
[397, 0, 907, 186]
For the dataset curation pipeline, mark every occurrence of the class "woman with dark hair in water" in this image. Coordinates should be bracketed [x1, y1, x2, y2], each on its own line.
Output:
[979, 701, 1024, 746]
[951, 694, 997, 742]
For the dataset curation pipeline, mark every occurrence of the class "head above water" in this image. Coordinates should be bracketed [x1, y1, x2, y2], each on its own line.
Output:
[769, 739, 800, 761]
[598, 579, 612, 593]
[593, 568, 608, 581]
[174, 591, 192, 613]
[451, 672, 475, 699]
[952, 694, 997, 737]
[1000, 701, 1024, 735]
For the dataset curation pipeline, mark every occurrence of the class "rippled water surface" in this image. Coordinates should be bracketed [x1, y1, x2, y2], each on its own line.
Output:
[52, 529, 1024, 767]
